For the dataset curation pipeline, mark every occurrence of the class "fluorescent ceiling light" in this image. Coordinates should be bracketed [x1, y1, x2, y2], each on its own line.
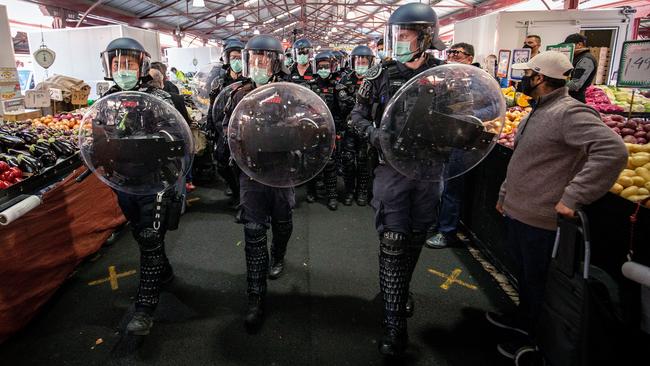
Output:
[244, 0, 257, 6]
[253, 29, 260, 35]
[226, 13, 235, 22]
[243, 22, 250, 29]
[331, 27, 337, 32]
[347, 10, 356, 19]
[192, 0, 205, 7]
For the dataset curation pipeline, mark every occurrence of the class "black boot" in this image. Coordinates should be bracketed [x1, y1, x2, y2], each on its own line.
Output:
[126, 310, 154, 335]
[378, 325, 409, 356]
[244, 293, 265, 332]
[343, 193, 354, 206]
[327, 198, 338, 211]
[269, 219, 292, 280]
[306, 180, 317, 203]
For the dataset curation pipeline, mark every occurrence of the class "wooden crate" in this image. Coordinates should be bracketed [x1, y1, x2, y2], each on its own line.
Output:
[2, 109, 42, 122]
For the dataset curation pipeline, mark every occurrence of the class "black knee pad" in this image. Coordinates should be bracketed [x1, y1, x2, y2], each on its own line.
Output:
[133, 228, 163, 252]
[244, 222, 267, 244]
[380, 231, 407, 256]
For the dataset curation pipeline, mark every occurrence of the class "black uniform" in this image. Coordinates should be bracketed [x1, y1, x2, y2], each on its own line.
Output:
[207, 68, 244, 200]
[221, 75, 295, 299]
[307, 72, 343, 206]
[337, 70, 370, 205]
[289, 63, 315, 85]
[351, 57, 443, 333]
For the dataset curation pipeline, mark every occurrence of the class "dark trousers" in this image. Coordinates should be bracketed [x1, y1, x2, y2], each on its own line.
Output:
[506, 216, 556, 333]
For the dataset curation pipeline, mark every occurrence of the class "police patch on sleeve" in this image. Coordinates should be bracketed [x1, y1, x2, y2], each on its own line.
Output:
[365, 64, 382, 80]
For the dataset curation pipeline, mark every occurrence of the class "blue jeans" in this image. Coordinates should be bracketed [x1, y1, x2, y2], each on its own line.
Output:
[435, 176, 464, 235]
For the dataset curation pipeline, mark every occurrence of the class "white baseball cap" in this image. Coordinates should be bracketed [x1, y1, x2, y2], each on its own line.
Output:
[511, 51, 573, 79]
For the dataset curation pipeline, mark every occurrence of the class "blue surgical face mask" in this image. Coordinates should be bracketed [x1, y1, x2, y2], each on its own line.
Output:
[297, 54, 309, 65]
[395, 41, 414, 63]
[377, 51, 386, 59]
[317, 69, 331, 79]
[284, 57, 293, 67]
[230, 59, 242, 73]
[251, 66, 270, 85]
[113, 70, 138, 90]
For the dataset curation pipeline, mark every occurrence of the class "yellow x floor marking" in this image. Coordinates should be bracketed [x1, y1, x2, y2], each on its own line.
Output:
[88, 266, 136, 290]
[428, 268, 478, 291]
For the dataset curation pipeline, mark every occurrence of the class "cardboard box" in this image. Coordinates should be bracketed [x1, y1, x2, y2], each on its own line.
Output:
[2, 109, 42, 122]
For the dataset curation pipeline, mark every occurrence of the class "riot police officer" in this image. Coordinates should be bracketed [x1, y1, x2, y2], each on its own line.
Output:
[289, 38, 315, 85]
[207, 39, 245, 203]
[376, 38, 387, 62]
[306, 51, 342, 210]
[221, 35, 293, 331]
[99, 37, 183, 335]
[350, 3, 445, 355]
[338, 45, 375, 206]
[284, 47, 294, 69]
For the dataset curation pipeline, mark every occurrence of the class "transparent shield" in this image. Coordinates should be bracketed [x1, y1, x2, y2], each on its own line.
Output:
[211, 81, 243, 130]
[190, 63, 224, 114]
[78, 91, 194, 195]
[379, 64, 505, 182]
[227, 82, 336, 187]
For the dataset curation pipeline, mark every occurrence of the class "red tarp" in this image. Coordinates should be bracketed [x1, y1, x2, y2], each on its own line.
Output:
[0, 170, 126, 343]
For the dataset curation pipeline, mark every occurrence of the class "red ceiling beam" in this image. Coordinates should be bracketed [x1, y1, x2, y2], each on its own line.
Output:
[564, 0, 579, 10]
[439, 0, 528, 27]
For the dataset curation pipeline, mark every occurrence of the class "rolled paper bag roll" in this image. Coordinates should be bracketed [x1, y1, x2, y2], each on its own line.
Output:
[622, 261, 650, 287]
[0, 195, 42, 226]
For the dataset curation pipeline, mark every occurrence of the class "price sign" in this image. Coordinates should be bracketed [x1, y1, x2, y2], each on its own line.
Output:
[546, 43, 575, 63]
[24, 90, 51, 108]
[617, 40, 650, 88]
[71, 90, 89, 105]
[49, 88, 63, 101]
[510, 48, 531, 81]
[497, 49, 511, 79]
[96, 82, 110, 97]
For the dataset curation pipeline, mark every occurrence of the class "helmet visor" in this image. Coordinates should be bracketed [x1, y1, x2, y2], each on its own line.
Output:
[243, 49, 281, 78]
[385, 24, 434, 63]
[101, 49, 149, 80]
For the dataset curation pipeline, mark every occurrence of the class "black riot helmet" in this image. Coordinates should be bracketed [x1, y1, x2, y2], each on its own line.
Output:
[331, 50, 344, 71]
[100, 37, 151, 86]
[292, 38, 313, 65]
[350, 45, 375, 74]
[223, 39, 245, 65]
[242, 34, 284, 85]
[312, 51, 337, 76]
[385, 3, 445, 63]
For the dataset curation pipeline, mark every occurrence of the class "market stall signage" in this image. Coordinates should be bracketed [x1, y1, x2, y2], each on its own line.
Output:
[71, 90, 90, 105]
[617, 40, 650, 88]
[0, 68, 19, 83]
[510, 48, 531, 81]
[96, 82, 110, 97]
[49, 88, 63, 101]
[546, 43, 575, 63]
[497, 49, 511, 79]
[24, 90, 51, 108]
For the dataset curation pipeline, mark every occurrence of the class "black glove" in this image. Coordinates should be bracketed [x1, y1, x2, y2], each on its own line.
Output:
[352, 118, 381, 149]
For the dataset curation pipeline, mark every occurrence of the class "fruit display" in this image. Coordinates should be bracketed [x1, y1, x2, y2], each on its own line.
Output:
[0, 162, 23, 190]
[585, 86, 624, 113]
[484, 106, 531, 149]
[600, 114, 650, 145]
[0, 116, 80, 179]
[29, 112, 85, 134]
[501, 87, 531, 108]
[595, 85, 650, 113]
[610, 143, 650, 207]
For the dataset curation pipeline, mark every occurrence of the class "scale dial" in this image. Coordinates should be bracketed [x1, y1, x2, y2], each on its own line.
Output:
[34, 46, 56, 69]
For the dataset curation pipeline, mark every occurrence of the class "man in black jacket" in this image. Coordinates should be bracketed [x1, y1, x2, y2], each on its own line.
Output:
[564, 33, 597, 103]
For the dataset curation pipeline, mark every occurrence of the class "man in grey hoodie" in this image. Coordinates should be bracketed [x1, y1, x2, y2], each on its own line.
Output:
[484, 51, 628, 360]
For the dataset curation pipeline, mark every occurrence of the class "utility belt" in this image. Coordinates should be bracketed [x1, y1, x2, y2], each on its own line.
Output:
[154, 189, 184, 232]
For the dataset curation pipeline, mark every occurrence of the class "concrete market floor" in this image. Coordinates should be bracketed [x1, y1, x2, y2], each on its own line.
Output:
[0, 184, 522, 366]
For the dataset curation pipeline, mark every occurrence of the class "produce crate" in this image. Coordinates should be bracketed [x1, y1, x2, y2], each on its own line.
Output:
[2, 109, 42, 122]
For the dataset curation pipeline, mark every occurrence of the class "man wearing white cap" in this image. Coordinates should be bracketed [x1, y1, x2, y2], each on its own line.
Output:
[484, 51, 628, 359]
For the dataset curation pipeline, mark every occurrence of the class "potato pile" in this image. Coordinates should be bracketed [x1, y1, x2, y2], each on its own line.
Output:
[611, 143, 650, 207]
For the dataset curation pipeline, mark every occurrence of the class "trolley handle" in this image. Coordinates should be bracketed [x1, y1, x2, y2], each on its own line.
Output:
[553, 209, 591, 279]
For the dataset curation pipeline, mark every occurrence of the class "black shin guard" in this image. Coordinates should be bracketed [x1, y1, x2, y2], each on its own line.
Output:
[244, 222, 268, 296]
[407, 232, 426, 281]
[271, 219, 292, 263]
[379, 231, 410, 330]
[356, 148, 369, 197]
[134, 228, 166, 312]
[341, 150, 356, 194]
[324, 161, 338, 200]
